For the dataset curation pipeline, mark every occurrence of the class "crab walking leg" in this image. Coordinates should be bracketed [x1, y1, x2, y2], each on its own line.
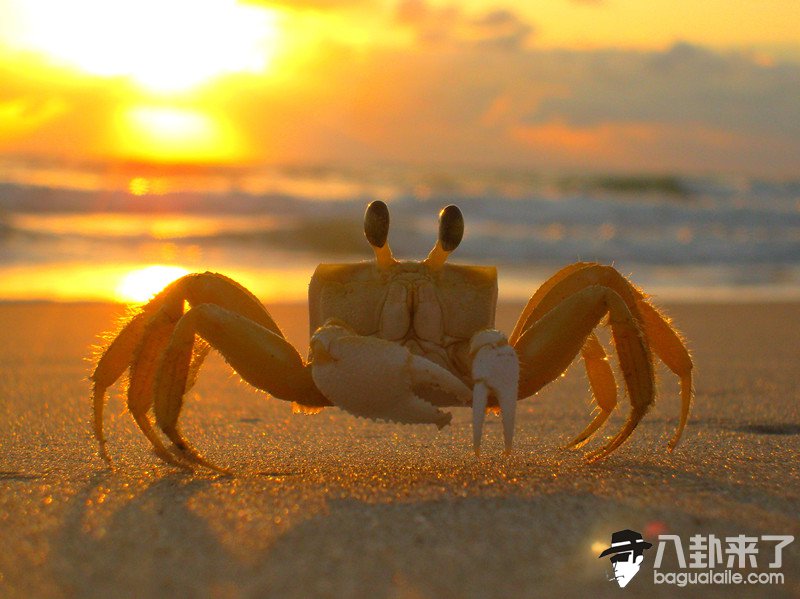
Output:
[509, 264, 620, 448]
[636, 300, 694, 450]
[514, 285, 655, 461]
[470, 330, 519, 455]
[91, 311, 149, 461]
[566, 333, 618, 449]
[513, 263, 693, 450]
[91, 272, 331, 462]
[129, 312, 212, 458]
[509, 262, 597, 345]
[310, 322, 470, 428]
[185, 339, 212, 394]
[153, 303, 322, 469]
[126, 310, 190, 467]
[514, 264, 644, 338]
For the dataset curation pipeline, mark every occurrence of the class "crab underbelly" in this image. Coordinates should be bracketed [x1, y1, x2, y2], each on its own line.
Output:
[391, 334, 472, 386]
[398, 336, 473, 407]
[402, 336, 450, 368]
[374, 278, 472, 384]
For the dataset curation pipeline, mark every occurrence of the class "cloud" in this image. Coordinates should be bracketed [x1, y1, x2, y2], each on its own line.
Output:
[0, 16, 798, 176]
[509, 119, 766, 173]
[394, 0, 534, 51]
[469, 9, 535, 51]
[298, 40, 800, 174]
[526, 43, 800, 140]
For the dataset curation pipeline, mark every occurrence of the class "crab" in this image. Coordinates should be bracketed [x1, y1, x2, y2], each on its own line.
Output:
[91, 201, 693, 470]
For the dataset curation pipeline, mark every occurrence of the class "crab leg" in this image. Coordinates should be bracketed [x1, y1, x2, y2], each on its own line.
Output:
[152, 303, 323, 469]
[510, 263, 619, 448]
[126, 310, 189, 467]
[635, 300, 693, 450]
[566, 332, 617, 449]
[514, 263, 693, 450]
[91, 272, 328, 465]
[509, 262, 598, 346]
[92, 310, 150, 463]
[514, 264, 644, 336]
[514, 285, 655, 461]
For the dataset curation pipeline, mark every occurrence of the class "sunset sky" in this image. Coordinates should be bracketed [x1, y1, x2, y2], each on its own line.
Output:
[0, 0, 798, 175]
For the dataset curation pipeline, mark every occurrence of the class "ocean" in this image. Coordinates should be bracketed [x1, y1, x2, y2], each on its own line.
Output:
[0, 160, 798, 303]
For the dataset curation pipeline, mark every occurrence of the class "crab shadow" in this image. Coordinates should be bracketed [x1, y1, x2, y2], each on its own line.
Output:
[49, 462, 799, 599]
[51, 472, 234, 598]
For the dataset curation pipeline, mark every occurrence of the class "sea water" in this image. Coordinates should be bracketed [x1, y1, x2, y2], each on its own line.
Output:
[0, 160, 798, 302]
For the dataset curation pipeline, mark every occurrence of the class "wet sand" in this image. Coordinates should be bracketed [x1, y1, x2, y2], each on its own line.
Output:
[0, 301, 798, 598]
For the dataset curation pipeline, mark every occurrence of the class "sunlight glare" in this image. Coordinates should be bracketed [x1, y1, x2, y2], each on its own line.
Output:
[117, 105, 241, 162]
[4, 0, 281, 93]
[128, 177, 150, 196]
[591, 541, 607, 555]
[116, 265, 189, 303]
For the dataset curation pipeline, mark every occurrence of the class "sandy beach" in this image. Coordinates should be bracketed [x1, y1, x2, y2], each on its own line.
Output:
[0, 300, 797, 598]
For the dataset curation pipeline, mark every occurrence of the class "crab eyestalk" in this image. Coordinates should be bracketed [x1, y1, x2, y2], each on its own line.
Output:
[425, 204, 464, 269]
[365, 200, 397, 268]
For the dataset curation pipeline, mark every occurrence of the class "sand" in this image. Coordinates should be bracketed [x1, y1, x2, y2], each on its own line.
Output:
[0, 301, 798, 598]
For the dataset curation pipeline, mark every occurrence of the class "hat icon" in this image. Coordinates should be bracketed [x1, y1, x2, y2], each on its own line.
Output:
[598, 529, 653, 558]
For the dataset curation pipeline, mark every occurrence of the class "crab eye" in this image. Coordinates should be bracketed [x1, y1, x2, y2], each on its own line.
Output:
[364, 200, 390, 248]
[438, 204, 464, 252]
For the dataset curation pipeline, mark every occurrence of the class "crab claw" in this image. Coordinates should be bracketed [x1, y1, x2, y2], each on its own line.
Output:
[470, 329, 520, 455]
[310, 321, 471, 428]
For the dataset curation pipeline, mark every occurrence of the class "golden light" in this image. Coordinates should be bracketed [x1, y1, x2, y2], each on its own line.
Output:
[591, 541, 608, 555]
[116, 105, 242, 162]
[3, 0, 282, 93]
[116, 265, 190, 303]
[128, 177, 150, 196]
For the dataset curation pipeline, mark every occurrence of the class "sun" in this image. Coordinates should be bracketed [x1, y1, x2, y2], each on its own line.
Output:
[115, 105, 242, 162]
[116, 265, 190, 303]
[4, 0, 282, 93]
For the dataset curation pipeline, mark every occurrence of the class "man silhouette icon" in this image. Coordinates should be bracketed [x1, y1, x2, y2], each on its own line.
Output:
[598, 529, 653, 588]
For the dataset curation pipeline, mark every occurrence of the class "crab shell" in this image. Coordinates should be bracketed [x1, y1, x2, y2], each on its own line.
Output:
[309, 261, 497, 384]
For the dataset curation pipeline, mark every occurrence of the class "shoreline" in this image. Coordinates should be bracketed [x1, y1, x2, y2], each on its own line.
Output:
[2, 281, 800, 305]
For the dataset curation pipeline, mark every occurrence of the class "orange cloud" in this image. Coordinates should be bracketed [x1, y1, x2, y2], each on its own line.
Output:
[395, 0, 535, 50]
[512, 120, 659, 153]
[0, 0, 798, 179]
[509, 119, 764, 172]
